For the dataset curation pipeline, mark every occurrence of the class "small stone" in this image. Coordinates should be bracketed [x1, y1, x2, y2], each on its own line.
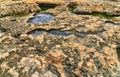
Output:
[32, 72, 40, 77]
[37, 35, 44, 44]
[13, 54, 19, 59]
[8, 68, 19, 77]
[0, 62, 9, 71]
[86, 60, 94, 68]
[48, 51, 63, 63]
[28, 47, 36, 51]
[18, 57, 42, 74]
[103, 47, 115, 56]
[28, 35, 35, 40]
[55, 45, 61, 48]
[1, 52, 9, 59]
[20, 34, 28, 39]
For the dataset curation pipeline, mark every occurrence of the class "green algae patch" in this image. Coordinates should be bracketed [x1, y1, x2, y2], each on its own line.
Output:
[13, 13, 30, 17]
[68, 2, 77, 13]
[41, 7, 50, 11]
[74, 11, 120, 19]
[69, 7, 76, 13]
[91, 12, 118, 19]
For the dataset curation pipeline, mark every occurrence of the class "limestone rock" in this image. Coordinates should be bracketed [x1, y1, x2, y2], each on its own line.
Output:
[0, 1, 40, 17]
[74, 1, 120, 15]
[0, 0, 120, 77]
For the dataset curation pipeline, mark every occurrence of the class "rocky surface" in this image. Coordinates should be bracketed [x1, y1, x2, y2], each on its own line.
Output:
[74, 0, 120, 15]
[0, 0, 40, 17]
[0, 0, 120, 77]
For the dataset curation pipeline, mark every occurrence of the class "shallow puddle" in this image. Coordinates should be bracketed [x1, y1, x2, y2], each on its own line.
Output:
[28, 29, 88, 38]
[28, 14, 54, 24]
[28, 30, 45, 36]
[49, 30, 87, 38]
[49, 30, 72, 36]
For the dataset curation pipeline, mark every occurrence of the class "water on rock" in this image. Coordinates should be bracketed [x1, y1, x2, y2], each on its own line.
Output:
[28, 14, 54, 24]
[28, 29, 73, 37]
[28, 30, 45, 36]
[28, 29, 88, 38]
[49, 30, 88, 37]
[49, 30, 73, 37]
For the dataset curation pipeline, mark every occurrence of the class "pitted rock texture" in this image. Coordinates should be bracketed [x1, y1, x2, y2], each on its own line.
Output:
[74, 1, 120, 15]
[22, 0, 90, 4]
[0, 0, 40, 17]
[0, 0, 120, 77]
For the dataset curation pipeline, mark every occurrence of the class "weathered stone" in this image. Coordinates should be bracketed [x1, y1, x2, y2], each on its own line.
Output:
[8, 68, 19, 77]
[0, 0, 120, 77]
[74, 1, 120, 15]
[18, 57, 42, 75]
[0, 1, 40, 17]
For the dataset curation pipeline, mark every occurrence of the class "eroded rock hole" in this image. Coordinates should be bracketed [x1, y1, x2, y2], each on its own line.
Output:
[0, 27, 7, 32]
[116, 46, 120, 61]
[38, 3, 57, 11]
[105, 20, 117, 26]
[68, 2, 77, 13]
[74, 12, 120, 19]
